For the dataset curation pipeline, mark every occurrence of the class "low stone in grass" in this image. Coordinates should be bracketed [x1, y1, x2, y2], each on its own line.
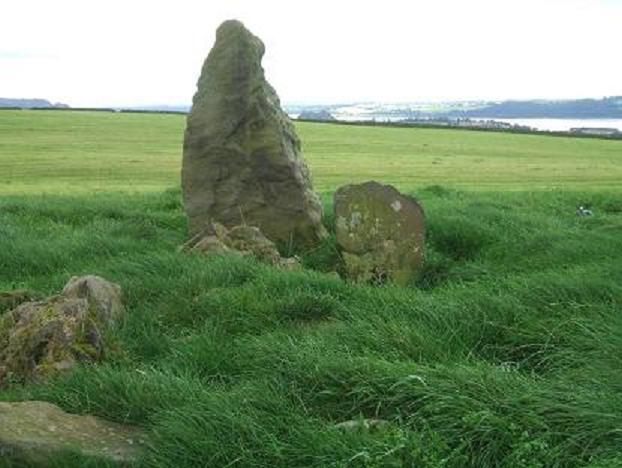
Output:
[334, 181, 425, 286]
[62, 275, 124, 326]
[0, 401, 146, 464]
[0, 276, 124, 386]
[183, 222, 301, 270]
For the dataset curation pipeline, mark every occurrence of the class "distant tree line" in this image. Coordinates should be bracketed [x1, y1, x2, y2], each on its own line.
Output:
[451, 96, 622, 119]
[0, 107, 187, 115]
[296, 118, 622, 141]
[2, 107, 619, 141]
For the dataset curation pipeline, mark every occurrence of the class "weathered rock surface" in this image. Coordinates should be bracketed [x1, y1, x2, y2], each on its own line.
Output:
[183, 222, 301, 270]
[0, 401, 146, 464]
[62, 275, 124, 326]
[0, 276, 124, 386]
[182, 19, 326, 246]
[334, 181, 425, 285]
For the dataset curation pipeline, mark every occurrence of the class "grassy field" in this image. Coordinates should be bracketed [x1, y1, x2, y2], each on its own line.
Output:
[1, 110, 621, 194]
[1, 110, 622, 467]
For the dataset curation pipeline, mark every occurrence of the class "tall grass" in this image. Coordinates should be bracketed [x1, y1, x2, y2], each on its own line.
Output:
[1, 187, 621, 467]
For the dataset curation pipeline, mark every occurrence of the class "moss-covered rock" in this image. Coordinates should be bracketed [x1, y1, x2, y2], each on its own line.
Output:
[0, 401, 146, 464]
[62, 275, 123, 326]
[0, 276, 124, 386]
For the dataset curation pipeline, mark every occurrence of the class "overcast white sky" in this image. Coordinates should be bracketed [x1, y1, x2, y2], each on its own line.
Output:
[1, 0, 620, 107]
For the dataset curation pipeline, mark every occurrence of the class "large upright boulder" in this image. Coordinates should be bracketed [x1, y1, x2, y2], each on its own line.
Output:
[182, 20, 326, 246]
[334, 181, 425, 286]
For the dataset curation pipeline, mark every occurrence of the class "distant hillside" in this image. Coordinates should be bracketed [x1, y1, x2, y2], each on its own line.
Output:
[298, 109, 336, 121]
[456, 96, 622, 119]
[121, 104, 190, 113]
[0, 98, 69, 109]
[287, 96, 622, 121]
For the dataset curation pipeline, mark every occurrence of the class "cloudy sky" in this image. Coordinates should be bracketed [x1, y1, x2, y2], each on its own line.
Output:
[1, 0, 620, 107]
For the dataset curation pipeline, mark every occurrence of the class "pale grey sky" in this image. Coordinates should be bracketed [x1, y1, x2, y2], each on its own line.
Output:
[1, 0, 620, 107]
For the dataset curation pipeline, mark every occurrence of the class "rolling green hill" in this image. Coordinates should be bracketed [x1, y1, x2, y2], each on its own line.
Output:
[1, 110, 621, 467]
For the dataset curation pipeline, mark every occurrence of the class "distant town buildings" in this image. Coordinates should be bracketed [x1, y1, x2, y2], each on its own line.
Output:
[570, 127, 620, 136]
[402, 117, 533, 132]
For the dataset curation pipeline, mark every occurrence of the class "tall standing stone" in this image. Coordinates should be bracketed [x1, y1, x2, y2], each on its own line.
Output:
[182, 20, 326, 246]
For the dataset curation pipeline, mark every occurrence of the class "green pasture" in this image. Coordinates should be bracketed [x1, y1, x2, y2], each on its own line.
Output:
[0, 110, 620, 194]
[1, 110, 621, 467]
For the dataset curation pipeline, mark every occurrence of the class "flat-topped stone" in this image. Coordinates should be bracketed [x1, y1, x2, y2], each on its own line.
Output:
[0, 401, 146, 464]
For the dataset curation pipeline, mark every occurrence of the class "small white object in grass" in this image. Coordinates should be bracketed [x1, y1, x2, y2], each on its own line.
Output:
[576, 206, 594, 217]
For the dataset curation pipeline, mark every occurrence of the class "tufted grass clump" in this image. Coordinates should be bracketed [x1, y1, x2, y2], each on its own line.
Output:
[1, 186, 621, 467]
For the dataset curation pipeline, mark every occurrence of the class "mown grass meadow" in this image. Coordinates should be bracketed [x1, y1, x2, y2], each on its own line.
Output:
[1, 110, 621, 467]
[1, 110, 621, 194]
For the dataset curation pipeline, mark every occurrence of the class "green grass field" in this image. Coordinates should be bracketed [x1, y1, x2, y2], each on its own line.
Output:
[1, 110, 622, 467]
[1, 110, 621, 194]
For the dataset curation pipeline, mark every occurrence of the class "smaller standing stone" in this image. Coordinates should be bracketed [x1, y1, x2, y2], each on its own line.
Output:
[334, 181, 425, 285]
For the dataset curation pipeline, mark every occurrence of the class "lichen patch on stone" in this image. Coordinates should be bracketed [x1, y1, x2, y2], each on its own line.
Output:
[390, 200, 402, 212]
